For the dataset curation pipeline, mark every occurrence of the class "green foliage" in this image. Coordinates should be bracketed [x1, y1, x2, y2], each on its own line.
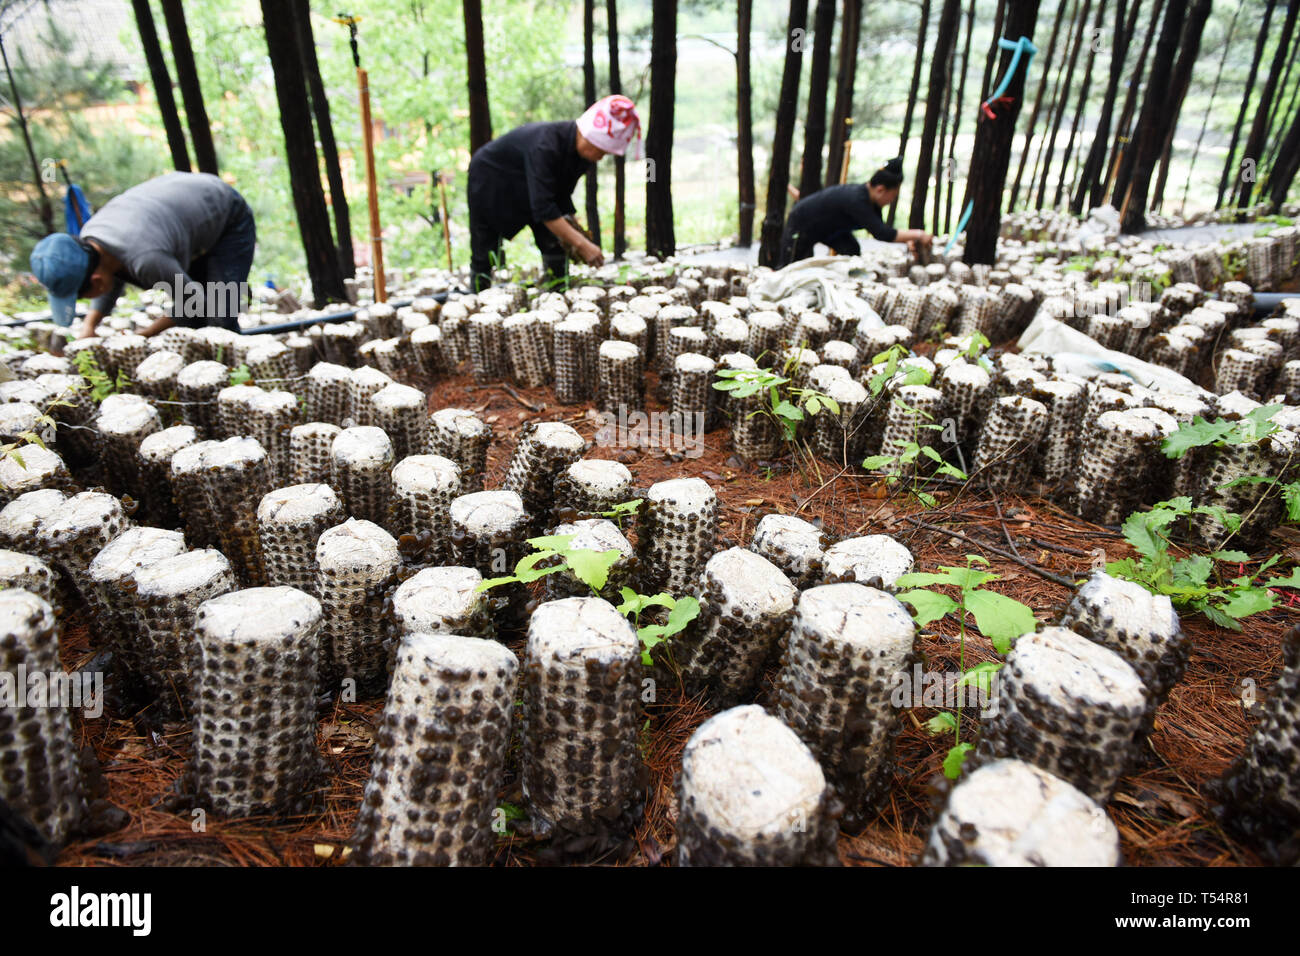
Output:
[616, 587, 701, 667]
[895, 555, 1037, 781]
[475, 533, 622, 594]
[599, 497, 643, 530]
[1161, 405, 1282, 459]
[72, 350, 130, 402]
[1105, 497, 1294, 629]
[229, 364, 252, 386]
[713, 365, 840, 443]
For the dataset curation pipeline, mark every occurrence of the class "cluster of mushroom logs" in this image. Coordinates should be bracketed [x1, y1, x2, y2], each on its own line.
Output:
[1, 233, 1297, 865]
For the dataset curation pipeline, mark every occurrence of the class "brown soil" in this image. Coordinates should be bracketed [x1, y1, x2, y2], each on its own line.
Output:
[55, 367, 1299, 867]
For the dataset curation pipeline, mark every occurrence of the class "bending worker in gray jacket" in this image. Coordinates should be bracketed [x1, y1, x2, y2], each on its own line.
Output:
[30, 172, 256, 339]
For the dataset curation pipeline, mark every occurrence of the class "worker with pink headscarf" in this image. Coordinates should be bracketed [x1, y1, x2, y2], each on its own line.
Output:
[466, 95, 641, 292]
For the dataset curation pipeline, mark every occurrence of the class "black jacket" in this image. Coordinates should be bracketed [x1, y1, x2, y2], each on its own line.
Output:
[779, 183, 898, 262]
[467, 121, 593, 237]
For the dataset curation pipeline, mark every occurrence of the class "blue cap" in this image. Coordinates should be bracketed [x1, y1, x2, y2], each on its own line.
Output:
[30, 233, 89, 327]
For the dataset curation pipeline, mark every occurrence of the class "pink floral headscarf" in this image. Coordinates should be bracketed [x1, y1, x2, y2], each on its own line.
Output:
[576, 95, 642, 158]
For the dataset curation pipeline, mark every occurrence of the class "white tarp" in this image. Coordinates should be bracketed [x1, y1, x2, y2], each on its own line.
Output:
[1017, 310, 1214, 398]
[746, 255, 888, 328]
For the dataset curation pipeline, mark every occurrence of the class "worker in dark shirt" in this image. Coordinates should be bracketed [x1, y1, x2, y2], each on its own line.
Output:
[777, 157, 933, 267]
[29, 172, 256, 341]
[467, 95, 641, 292]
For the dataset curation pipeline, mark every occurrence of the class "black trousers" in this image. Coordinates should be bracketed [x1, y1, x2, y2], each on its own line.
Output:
[468, 206, 568, 293]
[776, 221, 860, 268]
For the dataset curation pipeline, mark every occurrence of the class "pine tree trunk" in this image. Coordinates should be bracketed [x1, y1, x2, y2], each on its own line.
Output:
[891, 0, 931, 225]
[1262, 59, 1300, 174]
[909, 0, 962, 230]
[1055, 0, 1108, 208]
[645, 0, 677, 258]
[1235, 0, 1300, 209]
[1008, 0, 1068, 211]
[132, 0, 190, 172]
[962, 0, 1042, 264]
[825, 0, 862, 186]
[1035, 0, 1092, 210]
[979, 0, 1008, 107]
[1118, 0, 1196, 233]
[799, 0, 838, 197]
[159, 0, 218, 175]
[1150, 0, 1212, 213]
[1072, 0, 1140, 213]
[737, 0, 756, 246]
[1181, 0, 1239, 212]
[933, 38, 955, 233]
[463, 0, 493, 155]
[0, 37, 53, 237]
[608, 0, 627, 258]
[583, 0, 602, 246]
[1215, 0, 1276, 208]
[291, 0, 354, 279]
[1267, 101, 1300, 211]
[944, 0, 976, 234]
[1108, 0, 1170, 206]
[261, 0, 346, 305]
[758, 0, 810, 266]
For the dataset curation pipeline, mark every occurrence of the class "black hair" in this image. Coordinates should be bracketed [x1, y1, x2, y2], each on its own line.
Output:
[869, 157, 905, 189]
[74, 236, 100, 297]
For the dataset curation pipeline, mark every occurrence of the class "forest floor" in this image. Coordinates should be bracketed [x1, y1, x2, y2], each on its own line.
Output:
[52, 354, 1300, 867]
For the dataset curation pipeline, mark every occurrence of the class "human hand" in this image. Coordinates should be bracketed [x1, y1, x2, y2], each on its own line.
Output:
[581, 241, 605, 267]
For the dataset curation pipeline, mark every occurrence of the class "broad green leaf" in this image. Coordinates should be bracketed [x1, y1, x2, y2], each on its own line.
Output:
[1218, 586, 1275, 620]
[565, 548, 623, 592]
[821, 397, 840, 416]
[1211, 550, 1251, 563]
[1198, 602, 1242, 631]
[1172, 555, 1212, 587]
[920, 445, 945, 463]
[862, 454, 895, 470]
[958, 662, 1002, 698]
[525, 534, 576, 551]
[935, 463, 968, 480]
[896, 589, 959, 626]
[943, 742, 974, 780]
[1266, 568, 1300, 589]
[804, 396, 821, 415]
[661, 596, 702, 637]
[475, 575, 520, 592]
[914, 490, 938, 508]
[966, 590, 1037, 655]
[924, 712, 958, 736]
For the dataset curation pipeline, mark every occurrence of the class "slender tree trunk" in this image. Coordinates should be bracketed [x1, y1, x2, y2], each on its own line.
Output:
[826, 0, 862, 186]
[159, 0, 217, 175]
[582, 0, 602, 246]
[945, 0, 976, 233]
[291, 0, 353, 279]
[891, 0, 931, 225]
[1109, 0, 1170, 206]
[963, 0, 1042, 263]
[463, 0, 493, 154]
[1073, 0, 1140, 212]
[1262, 48, 1300, 173]
[737, 0, 756, 246]
[1267, 100, 1300, 210]
[261, 0, 346, 304]
[1180, 0, 1239, 213]
[1120, 0, 1208, 233]
[0, 36, 53, 237]
[608, 0, 626, 257]
[909, 0, 962, 230]
[1035, 0, 1092, 209]
[1008, 0, 1068, 210]
[645, 0, 677, 258]
[799, 0, 837, 197]
[1235, 0, 1299, 209]
[1055, 0, 1108, 208]
[933, 37, 955, 233]
[758, 0, 810, 266]
[132, 0, 190, 171]
[1215, 0, 1276, 208]
[979, 0, 1008, 107]
[1150, 0, 1212, 212]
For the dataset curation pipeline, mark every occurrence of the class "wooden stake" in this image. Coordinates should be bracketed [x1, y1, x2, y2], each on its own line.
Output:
[839, 118, 853, 184]
[438, 173, 453, 272]
[358, 67, 386, 303]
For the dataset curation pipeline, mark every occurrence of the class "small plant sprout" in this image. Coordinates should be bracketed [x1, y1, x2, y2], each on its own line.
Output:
[475, 534, 623, 595]
[712, 366, 841, 442]
[615, 588, 702, 667]
[599, 497, 643, 530]
[893, 556, 1037, 780]
[229, 364, 253, 386]
[73, 349, 131, 402]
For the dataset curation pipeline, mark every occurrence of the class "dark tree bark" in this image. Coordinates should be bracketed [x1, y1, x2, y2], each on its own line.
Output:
[1262, 45, 1300, 173]
[979, 0, 1008, 109]
[737, 0, 756, 246]
[132, 0, 190, 171]
[1150, 0, 1214, 211]
[1104, 0, 1162, 203]
[825, 0, 862, 186]
[0, 36, 53, 237]
[1267, 100, 1300, 210]
[608, 0, 626, 257]
[1055, 0, 1108, 208]
[463, 0, 493, 155]
[962, 0, 1041, 264]
[582, 0, 602, 246]
[1035, 0, 1092, 210]
[1008, 0, 1069, 211]
[261, 0, 346, 304]
[909, 0, 962, 230]
[758, 0, 810, 266]
[944, 0, 976, 233]
[159, 0, 218, 175]
[933, 35, 956, 233]
[799, 0, 837, 197]
[1235, 0, 1299, 209]
[891, 0, 931, 225]
[1117, 0, 1202, 233]
[1072, 0, 1139, 213]
[290, 0, 353, 279]
[1181, 0, 1241, 211]
[1215, 0, 1276, 208]
[645, 0, 677, 258]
